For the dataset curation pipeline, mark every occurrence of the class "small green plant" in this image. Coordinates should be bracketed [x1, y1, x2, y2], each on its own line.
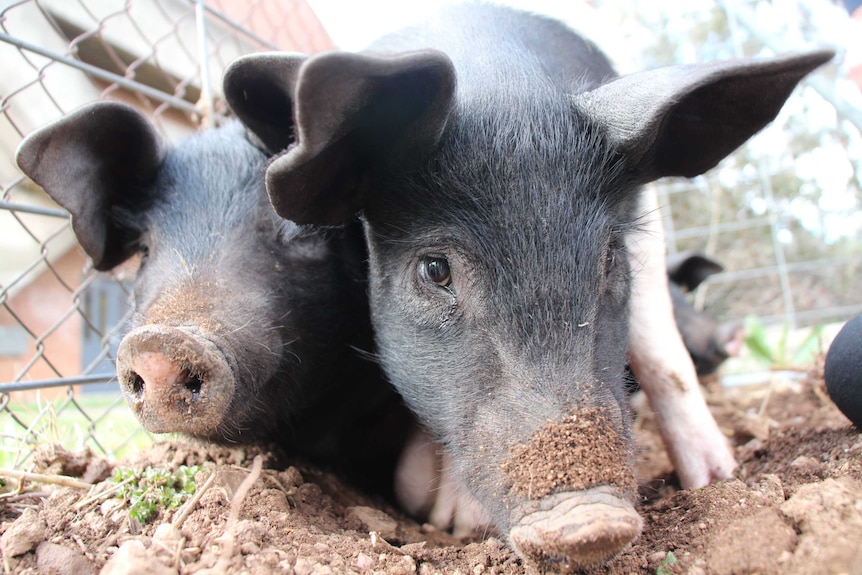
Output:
[111, 465, 201, 524]
[656, 550, 677, 575]
[744, 315, 824, 369]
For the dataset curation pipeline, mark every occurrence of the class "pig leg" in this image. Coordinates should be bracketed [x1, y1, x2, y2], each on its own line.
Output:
[429, 452, 493, 537]
[395, 427, 491, 537]
[394, 426, 440, 519]
[626, 187, 736, 488]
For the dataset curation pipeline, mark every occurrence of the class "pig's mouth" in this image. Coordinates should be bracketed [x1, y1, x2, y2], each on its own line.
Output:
[116, 324, 236, 435]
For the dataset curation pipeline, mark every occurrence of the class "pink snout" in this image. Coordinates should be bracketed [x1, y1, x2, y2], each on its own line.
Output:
[116, 325, 235, 435]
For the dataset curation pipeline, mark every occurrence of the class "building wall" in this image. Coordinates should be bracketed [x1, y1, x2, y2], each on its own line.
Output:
[210, 0, 335, 53]
[0, 248, 88, 401]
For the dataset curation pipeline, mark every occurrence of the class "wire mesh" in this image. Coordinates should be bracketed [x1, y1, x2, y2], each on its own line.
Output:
[648, 0, 862, 332]
[0, 0, 333, 469]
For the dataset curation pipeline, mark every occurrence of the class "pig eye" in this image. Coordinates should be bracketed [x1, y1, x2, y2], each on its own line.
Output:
[420, 256, 452, 288]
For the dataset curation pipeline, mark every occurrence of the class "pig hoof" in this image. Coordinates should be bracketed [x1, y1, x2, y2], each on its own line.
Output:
[509, 486, 642, 571]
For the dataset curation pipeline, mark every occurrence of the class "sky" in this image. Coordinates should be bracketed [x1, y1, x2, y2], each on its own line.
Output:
[304, 0, 637, 69]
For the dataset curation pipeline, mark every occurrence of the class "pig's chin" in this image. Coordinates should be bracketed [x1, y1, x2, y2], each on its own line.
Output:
[116, 324, 237, 436]
[508, 485, 642, 571]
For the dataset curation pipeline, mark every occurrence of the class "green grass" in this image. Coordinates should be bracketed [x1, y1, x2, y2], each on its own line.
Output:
[0, 391, 154, 469]
[743, 315, 824, 369]
[111, 464, 202, 524]
[656, 550, 678, 575]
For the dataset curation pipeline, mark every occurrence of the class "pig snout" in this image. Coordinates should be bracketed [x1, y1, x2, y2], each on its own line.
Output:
[501, 408, 641, 570]
[720, 321, 745, 358]
[509, 486, 642, 571]
[116, 325, 235, 435]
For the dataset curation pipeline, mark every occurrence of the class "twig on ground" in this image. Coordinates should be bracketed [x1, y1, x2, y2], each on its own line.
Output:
[196, 455, 263, 575]
[172, 470, 218, 529]
[757, 378, 775, 416]
[72, 534, 93, 561]
[768, 365, 809, 372]
[370, 531, 407, 555]
[263, 472, 292, 495]
[225, 455, 262, 527]
[1, 491, 49, 503]
[173, 534, 185, 571]
[74, 477, 134, 510]
[150, 529, 187, 572]
[0, 468, 91, 490]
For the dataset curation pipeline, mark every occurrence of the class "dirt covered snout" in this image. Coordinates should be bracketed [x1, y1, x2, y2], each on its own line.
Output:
[116, 325, 235, 435]
[503, 408, 641, 571]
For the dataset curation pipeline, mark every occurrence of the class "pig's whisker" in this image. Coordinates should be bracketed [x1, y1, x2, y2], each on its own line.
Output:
[276, 309, 293, 323]
[226, 318, 254, 335]
[281, 338, 302, 363]
[349, 345, 381, 364]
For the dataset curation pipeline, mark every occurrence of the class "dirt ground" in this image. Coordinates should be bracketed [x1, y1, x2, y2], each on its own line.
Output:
[1, 361, 861, 575]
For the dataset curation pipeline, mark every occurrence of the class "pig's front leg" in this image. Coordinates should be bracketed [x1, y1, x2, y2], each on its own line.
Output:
[626, 187, 737, 489]
[395, 426, 492, 537]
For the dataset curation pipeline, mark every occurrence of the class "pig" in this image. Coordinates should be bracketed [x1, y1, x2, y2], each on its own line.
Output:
[667, 251, 744, 376]
[223, 3, 832, 569]
[15, 102, 409, 491]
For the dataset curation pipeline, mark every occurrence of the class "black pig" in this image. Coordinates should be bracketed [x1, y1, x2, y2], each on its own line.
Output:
[15, 102, 406, 489]
[667, 252, 743, 376]
[224, 4, 832, 569]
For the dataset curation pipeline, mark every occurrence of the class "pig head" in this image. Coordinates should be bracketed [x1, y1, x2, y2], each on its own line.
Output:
[15, 102, 404, 487]
[224, 4, 832, 569]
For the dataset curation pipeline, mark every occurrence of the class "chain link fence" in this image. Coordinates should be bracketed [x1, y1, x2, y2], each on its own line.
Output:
[0, 0, 332, 469]
[649, 0, 862, 332]
[0, 0, 860, 471]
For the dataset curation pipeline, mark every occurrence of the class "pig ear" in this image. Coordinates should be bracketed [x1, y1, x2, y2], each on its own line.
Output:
[666, 252, 723, 292]
[223, 52, 307, 154]
[256, 50, 456, 225]
[575, 49, 834, 181]
[16, 101, 163, 271]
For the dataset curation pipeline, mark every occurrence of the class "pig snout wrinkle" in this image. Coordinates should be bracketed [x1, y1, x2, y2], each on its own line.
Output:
[116, 325, 235, 435]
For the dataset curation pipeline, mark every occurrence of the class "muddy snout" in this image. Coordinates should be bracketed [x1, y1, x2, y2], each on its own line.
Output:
[502, 408, 642, 570]
[116, 325, 235, 435]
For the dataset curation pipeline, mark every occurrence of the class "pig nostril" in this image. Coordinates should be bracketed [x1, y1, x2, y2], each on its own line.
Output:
[182, 372, 205, 397]
[130, 373, 145, 397]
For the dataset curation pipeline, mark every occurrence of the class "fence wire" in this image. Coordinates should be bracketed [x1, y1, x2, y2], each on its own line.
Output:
[655, 0, 862, 330]
[0, 0, 859, 471]
[0, 0, 332, 469]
